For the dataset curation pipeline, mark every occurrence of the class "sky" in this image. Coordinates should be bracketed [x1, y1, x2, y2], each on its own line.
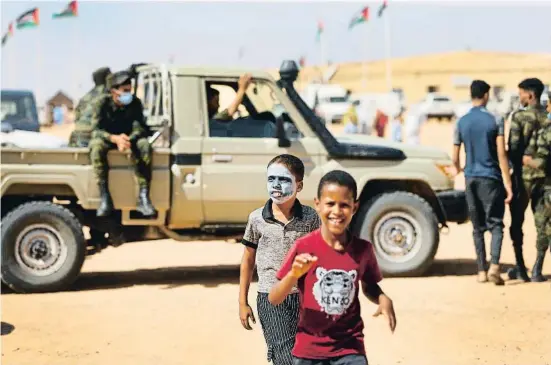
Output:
[1, 0, 550, 105]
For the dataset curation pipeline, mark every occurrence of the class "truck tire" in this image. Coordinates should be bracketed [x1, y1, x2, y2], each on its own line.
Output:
[355, 191, 439, 276]
[1, 201, 86, 293]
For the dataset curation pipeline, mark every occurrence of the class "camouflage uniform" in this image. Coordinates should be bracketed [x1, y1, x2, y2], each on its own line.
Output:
[523, 119, 551, 281]
[506, 104, 547, 280]
[68, 85, 108, 147]
[89, 94, 152, 189]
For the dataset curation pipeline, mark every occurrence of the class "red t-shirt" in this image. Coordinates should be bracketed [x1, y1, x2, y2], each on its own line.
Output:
[276, 229, 383, 360]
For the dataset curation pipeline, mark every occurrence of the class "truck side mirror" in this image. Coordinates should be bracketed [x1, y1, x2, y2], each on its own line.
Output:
[276, 115, 291, 148]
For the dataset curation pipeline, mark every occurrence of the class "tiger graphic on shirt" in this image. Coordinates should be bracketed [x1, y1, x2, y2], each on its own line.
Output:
[312, 267, 357, 316]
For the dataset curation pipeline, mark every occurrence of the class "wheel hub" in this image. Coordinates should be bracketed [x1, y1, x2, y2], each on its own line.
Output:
[15, 224, 68, 277]
[373, 212, 422, 264]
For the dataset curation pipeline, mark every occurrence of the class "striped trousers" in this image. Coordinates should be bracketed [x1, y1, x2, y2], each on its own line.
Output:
[257, 292, 300, 365]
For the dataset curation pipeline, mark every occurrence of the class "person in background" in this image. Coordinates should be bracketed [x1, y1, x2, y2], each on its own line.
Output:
[506, 78, 547, 282]
[451, 80, 513, 286]
[404, 104, 426, 145]
[343, 100, 360, 134]
[69, 66, 112, 147]
[372, 108, 389, 137]
[53, 105, 64, 125]
[389, 107, 405, 143]
[207, 73, 252, 122]
[521, 91, 551, 282]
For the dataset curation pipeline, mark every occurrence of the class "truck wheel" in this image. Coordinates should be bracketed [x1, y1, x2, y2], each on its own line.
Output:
[356, 192, 439, 276]
[1, 201, 86, 293]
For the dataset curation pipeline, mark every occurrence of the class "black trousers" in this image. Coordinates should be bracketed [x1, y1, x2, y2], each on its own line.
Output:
[257, 293, 300, 365]
[465, 177, 505, 271]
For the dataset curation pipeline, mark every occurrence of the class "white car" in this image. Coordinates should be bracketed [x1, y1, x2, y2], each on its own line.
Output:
[418, 93, 455, 120]
[0, 128, 67, 148]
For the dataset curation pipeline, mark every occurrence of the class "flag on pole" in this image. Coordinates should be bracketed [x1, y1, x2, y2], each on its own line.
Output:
[348, 6, 369, 30]
[16, 8, 40, 29]
[316, 21, 324, 42]
[53, 1, 79, 19]
[1, 23, 14, 47]
[377, 0, 388, 17]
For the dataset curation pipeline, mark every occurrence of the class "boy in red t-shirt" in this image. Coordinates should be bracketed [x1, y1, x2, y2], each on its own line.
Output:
[269, 170, 396, 365]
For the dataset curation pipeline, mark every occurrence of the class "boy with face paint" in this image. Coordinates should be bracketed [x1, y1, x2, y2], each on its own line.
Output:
[239, 154, 321, 365]
[269, 170, 396, 365]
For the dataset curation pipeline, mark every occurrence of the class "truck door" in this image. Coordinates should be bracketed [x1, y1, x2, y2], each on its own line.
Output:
[200, 77, 325, 224]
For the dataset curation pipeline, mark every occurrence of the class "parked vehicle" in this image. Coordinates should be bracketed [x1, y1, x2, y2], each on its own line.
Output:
[418, 93, 455, 120]
[1, 90, 40, 132]
[1, 61, 468, 293]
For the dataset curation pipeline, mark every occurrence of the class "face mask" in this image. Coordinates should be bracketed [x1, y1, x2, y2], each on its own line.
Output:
[266, 163, 297, 204]
[118, 92, 133, 106]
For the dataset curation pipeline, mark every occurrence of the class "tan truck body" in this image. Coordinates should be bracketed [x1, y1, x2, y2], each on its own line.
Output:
[1, 62, 468, 293]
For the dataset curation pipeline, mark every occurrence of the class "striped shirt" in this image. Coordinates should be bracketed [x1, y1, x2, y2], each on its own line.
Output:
[242, 199, 321, 294]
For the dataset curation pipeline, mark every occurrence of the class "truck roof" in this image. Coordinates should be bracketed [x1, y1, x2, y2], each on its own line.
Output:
[157, 64, 275, 79]
[1, 89, 36, 96]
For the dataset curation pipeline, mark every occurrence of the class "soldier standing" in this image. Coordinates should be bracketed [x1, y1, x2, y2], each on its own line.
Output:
[507, 78, 547, 282]
[522, 93, 551, 282]
[68, 67, 112, 147]
[89, 70, 155, 218]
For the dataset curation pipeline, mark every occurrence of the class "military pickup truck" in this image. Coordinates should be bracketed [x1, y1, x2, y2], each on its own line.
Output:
[1, 61, 468, 293]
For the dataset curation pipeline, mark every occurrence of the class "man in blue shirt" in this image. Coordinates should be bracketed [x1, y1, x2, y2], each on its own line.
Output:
[452, 80, 513, 286]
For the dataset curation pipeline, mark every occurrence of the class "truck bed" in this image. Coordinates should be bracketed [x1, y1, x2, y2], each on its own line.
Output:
[1, 147, 171, 214]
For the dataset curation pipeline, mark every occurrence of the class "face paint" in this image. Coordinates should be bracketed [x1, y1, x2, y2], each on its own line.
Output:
[267, 163, 297, 204]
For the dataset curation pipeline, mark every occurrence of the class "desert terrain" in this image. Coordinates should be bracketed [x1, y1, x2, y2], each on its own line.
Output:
[2, 120, 550, 365]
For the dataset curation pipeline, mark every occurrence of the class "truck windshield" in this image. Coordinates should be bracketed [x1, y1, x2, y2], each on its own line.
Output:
[1, 91, 39, 131]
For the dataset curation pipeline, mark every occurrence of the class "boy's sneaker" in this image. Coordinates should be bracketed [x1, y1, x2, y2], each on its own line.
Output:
[487, 264, 505, 286]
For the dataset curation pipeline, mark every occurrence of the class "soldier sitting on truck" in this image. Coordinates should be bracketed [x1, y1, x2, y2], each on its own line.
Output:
[89, 70, 156, 218]
[68, 67, 112, 147]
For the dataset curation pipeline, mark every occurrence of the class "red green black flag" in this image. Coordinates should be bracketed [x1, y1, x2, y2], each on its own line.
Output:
[53, 1, 79, 18]
[16, 8, 40, 29]
[1, 23, 14, 47]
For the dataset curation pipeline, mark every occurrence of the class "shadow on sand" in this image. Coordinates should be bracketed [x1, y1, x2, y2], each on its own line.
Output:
[1, 322, 15, 336]
[2, 259, 548, 294]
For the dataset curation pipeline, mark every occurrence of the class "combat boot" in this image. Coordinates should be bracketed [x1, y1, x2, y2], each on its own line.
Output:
[531, 251, 547, 282]
[507, 245, 531, 282]
[487, 264, 505, 286]
[96, 181, 114, 217]
[136, 185, 155, 217]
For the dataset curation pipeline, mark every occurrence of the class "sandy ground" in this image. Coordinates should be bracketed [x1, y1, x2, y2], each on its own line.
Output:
[2, 121, 551, 365]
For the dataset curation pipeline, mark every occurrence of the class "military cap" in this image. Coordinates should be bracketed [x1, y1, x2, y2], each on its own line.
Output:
[92, 67, 112, 86]
[109, 70, 133, 89]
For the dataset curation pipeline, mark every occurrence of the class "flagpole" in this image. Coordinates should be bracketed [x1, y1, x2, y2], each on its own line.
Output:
[362, 24, 368, 91]
[319, 27, 327, 69]
[384, 6, 392, 91]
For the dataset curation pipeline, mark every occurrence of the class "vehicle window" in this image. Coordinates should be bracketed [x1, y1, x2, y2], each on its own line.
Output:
[1, 95, 35, 122]
[205, 80, 280, 139]
[1, 101, 17, 120]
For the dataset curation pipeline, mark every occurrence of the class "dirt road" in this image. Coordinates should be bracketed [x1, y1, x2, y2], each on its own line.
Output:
[2, 120, 549, 365]
[2, 211, 550, 365]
